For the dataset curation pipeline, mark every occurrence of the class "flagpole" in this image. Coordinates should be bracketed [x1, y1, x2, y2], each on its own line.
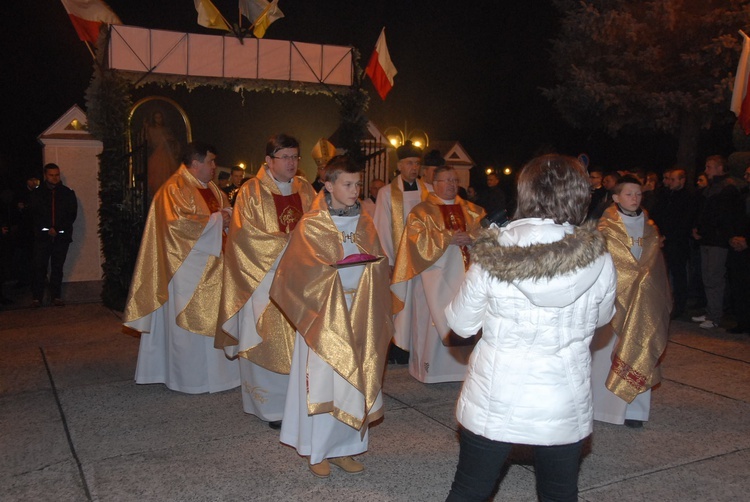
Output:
[217, 9, 232, 32]
[84, 40, 96, 60]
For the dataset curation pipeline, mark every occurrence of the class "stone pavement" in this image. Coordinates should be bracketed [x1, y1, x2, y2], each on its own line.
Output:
[2, 300, 750, 501]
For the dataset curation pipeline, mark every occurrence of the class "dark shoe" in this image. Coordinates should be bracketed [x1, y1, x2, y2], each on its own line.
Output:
[387, 343, 409, 364]
[0, 296, 13, 305]
[670, 310, 684, 320]
[727, 325, 750, 334]
[53, 298, 65, 307]
[268, 420, 282, 430]
[30, 300, 41, 308]
[624, 419, 644, 428]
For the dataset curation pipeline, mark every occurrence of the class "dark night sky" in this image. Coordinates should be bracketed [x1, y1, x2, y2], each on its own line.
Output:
[0, 1, 733, 187]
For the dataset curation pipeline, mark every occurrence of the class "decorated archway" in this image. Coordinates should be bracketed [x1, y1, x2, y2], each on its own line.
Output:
[86, 26, 369, 309]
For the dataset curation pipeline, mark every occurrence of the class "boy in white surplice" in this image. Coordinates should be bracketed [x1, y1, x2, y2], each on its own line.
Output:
[269, 155, 393, 478]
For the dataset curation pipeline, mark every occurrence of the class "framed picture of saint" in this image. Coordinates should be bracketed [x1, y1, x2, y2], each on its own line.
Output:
[129, 97, 191, 199]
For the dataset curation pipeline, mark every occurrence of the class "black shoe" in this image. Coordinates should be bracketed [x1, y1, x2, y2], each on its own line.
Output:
[670, 310, 684, 320]
[387, 344, 409, 364]
[0, 296, 13, 305]
[53, 298, 65, 307]
[727, 325, 750, 334]
[624, 419, 644, 429]
[30, 300, 41, 308]
[268, 420, 282, 430]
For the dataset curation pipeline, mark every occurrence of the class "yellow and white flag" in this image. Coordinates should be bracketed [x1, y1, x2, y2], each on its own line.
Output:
[195, 0, 231, 31]
[239, 0, 284, 38]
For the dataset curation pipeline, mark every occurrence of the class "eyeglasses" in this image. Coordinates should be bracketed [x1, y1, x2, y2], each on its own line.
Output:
[271, 155, 301, 161]
[435, 179, 459, 184]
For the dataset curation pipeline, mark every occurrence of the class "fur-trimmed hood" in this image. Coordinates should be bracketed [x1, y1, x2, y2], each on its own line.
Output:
[472, 218, 609, 308]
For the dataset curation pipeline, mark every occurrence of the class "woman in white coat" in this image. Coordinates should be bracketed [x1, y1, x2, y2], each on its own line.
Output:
[444, 154, 617, 502]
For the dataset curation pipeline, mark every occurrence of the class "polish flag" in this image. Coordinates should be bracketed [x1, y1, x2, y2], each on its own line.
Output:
[731, 31, 750, 135]
[60, 0, 121, 43]
[366, 28, 398, 100]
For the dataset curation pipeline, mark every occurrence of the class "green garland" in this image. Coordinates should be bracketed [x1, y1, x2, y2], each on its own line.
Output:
[85, 31, 369, 311]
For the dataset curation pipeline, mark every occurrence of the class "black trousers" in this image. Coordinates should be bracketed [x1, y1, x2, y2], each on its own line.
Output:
[664, 242, 689, 314]
[32, 235, 71, 301]
[446, 428, 583, 502]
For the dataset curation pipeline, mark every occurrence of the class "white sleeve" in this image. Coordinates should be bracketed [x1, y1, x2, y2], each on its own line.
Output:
[445, 263, 489, 337]
[192, 211, 224, 257]
[373, 186, 395, 265]
[596, 254, 617, 328]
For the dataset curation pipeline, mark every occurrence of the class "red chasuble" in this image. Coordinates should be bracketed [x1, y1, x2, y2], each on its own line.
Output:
[439, 204, 470, 270]
[272, 193, 304, 233]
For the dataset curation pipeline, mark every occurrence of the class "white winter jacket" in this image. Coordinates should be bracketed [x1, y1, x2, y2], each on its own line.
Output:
[445, 218, 616, 445]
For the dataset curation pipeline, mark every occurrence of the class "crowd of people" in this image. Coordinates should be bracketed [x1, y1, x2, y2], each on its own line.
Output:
[586, 156, 750, 334]
[118, 134, 749, 500]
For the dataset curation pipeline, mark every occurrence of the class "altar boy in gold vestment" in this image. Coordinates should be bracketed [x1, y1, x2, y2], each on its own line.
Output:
[270, 155, 393, 478]
[124, 142, 240, 394]
[591, 175, 671, 427]
[392, 165, 486, 383]
[216, 134, 316, 427]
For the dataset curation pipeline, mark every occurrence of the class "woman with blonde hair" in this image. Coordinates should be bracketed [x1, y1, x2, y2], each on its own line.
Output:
[445, 154, 617, 502]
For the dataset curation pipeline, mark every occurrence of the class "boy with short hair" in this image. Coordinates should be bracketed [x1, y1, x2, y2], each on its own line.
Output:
[591, 176, 671, 428]
[269, 155, 393, 477]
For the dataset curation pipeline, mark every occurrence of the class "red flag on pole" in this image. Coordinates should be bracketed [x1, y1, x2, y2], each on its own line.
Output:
[60, 0, 121, 43]
[366, 28, 398, 100]
[731, 30, 750, 135]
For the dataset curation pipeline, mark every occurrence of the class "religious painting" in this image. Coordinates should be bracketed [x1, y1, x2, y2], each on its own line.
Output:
[129, 97, 192, 199]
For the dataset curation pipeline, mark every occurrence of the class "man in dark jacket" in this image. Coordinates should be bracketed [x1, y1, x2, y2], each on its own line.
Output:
[691, 155, 740, 329]
[652, 168, 695, 319]
[30, 163, 78, 307]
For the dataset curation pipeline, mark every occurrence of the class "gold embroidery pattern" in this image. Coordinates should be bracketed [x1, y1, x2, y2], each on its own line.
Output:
[243, 382, 269, 404]
[629, 237, 644, 247]
[279, 206, 302, 233]
[611, 354, 647, 392]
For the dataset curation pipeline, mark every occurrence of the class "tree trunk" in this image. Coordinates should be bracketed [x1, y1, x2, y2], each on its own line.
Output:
[676, 113, 700, 181]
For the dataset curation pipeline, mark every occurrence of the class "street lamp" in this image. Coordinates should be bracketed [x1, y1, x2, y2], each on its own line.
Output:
[383, 122, 429, 150]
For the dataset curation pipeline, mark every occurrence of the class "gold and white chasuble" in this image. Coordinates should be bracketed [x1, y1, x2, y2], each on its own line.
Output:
[372, 176, 431, 265]
[595, 205, 671, 403]
[216, 166, 315, 419]
[391, 193, 485, 383]
[123, 165, 239, 393]
[270, 192, 393, 439]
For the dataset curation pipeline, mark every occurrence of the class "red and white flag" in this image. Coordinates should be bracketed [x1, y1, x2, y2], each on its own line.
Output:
[731, 30, 750, 135]
[60, 0, 121, 43]
[366, 28, 397, 100]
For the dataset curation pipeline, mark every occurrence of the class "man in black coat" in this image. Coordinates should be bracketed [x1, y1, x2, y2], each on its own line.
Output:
[30, 163, 78, 307]
[691, 155, 740, 329]
[652, 167, 695, 319]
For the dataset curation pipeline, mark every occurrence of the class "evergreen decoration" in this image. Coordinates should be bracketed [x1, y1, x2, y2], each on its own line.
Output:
[85, 29, 369, 310]
[335, 51, 371, 167]
[85, 30, 134, 310]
